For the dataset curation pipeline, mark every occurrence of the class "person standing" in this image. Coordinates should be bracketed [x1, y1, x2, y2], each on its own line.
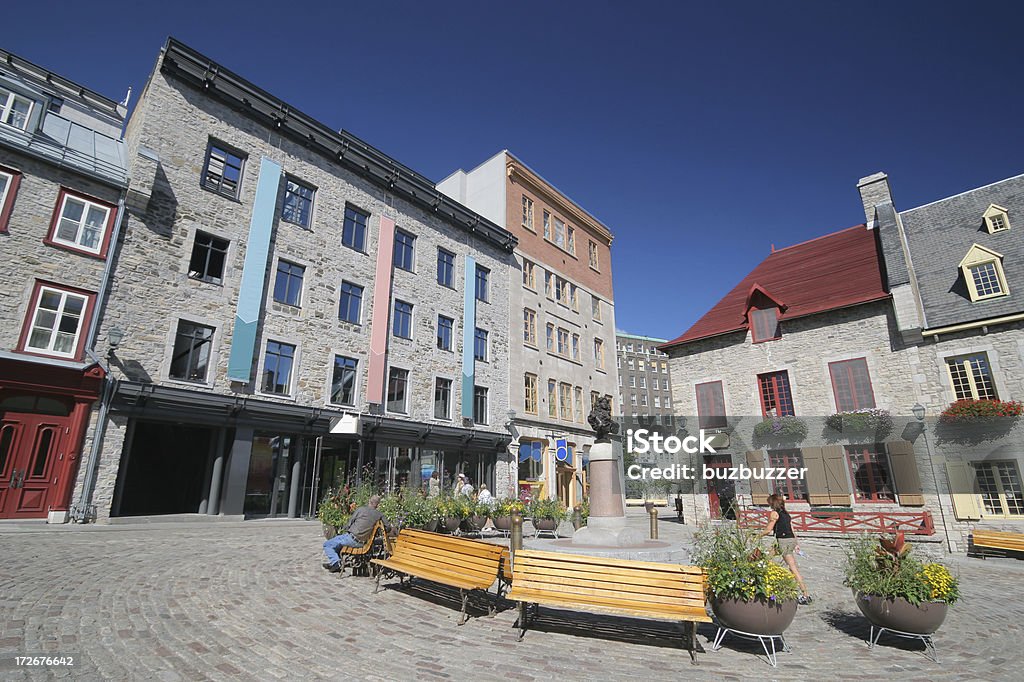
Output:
[457, 473, 474, 497]
[760, 493, 812, 604]
[322, 495, 383, 573]
[427, 471, 441, 498]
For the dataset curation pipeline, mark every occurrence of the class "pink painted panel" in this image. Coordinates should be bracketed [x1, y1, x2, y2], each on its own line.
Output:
[366, 216, 395, 404]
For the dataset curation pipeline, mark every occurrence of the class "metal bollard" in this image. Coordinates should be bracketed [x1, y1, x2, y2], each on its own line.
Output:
[511, 512, 524, 557]
[649, 507, 659, 539]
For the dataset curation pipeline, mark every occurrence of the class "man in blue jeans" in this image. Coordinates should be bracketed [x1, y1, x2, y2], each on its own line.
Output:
[322, 495, 383, 573]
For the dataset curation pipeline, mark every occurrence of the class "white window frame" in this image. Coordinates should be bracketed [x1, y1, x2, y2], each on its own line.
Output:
[0, 88, 34, 131]
[25, 285, 89, 358]
[522, 195, 534, 231]
[52, 193, 111, 254]
[983, 204, 1011, 234]
[959, 244, 1009, 302]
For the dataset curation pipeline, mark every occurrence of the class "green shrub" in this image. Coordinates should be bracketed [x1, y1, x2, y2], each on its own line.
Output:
[530, 497, 568, 522]
[494, 497, 526, 516]
[691, 524, 799, 602]
[843, 533, 959, 605]
[752, 416, 808, 445]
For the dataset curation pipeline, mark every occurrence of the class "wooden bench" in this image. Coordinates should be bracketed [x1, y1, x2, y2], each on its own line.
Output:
[371, 529, 506, 624]
[970, 529, 1024, 558]
[507, 549, 711, 663]
[338, 520, 387, 576]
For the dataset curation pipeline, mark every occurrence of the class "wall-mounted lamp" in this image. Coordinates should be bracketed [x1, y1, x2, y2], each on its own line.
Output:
[107, 326, 126, 352]
[505, 409, 517, 427]
[912, 403, 926, 422]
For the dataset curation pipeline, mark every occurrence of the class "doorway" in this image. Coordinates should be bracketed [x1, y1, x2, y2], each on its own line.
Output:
[0, 412, 68, 519]
[705, 454, 736, 520]
[116, 421, 213, 516]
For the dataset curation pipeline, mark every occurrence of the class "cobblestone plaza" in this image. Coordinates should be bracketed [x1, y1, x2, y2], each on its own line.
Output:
[2, 512, 1020, 681]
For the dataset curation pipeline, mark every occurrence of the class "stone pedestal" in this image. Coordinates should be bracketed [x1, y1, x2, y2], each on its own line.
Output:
[573, 439, 645, 546]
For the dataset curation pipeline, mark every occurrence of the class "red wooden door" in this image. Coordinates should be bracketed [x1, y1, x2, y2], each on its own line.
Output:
[0, 415, 67, 518]
[705, 455, 735, 520]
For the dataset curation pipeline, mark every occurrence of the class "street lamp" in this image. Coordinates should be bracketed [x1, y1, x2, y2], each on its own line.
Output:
[914, 404, 953, 553]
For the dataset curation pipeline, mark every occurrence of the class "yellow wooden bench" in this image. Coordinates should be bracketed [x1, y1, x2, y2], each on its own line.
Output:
[338, 520, 387, 577]
[970, 529, 1024, 558]
[371, 529, 506, 624]
[507, 549, 711, 663]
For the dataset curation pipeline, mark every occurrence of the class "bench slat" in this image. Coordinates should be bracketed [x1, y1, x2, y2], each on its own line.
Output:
[512, 576, 706, 609]
[399, 531, 506, 555]
[372, 559, 487, 590]
[513, 549, 704, 575]
[514, 558, 705, 589]
[393, 542, 505, 571]
[973, 530, 1024, 550]
[513, 573, 705, 605]
[507, 587, 712, 623]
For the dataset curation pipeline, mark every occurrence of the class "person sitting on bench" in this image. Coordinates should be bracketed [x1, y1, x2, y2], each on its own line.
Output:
[322, 495, 383, 573]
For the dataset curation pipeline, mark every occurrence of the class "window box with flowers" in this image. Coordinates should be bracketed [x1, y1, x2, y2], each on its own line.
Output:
[825, 408, 894, 440]
[936, 399, 1023, 444]
[752, 416, 808, 447]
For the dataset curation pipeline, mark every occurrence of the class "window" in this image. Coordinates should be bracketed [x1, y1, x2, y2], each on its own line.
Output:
[568, 226, 575, 255]
[640, 394, 648, 407]
[960, 244, 1008, 301]
[572, 333, 580, 361]
[522, 260, 536, 289]
[522, 195, 534, 230]
[524, 374, 538, 414]
[591, 296, 602, 322]
[202, 142, 244, 199]
[188, 232, 229, 284]
[548, 380, 557, 417]
[47, 97, 64, 114]
[628, 358, 635, 370]
[846, 445, 895, 502]
[23, 284, 91, 358]
[629, 376, 636, 388]
[975, 461, 1024, 517]
[559, 383, 573, 421]
[0, 167, 20, 233]
[262, 341, 295, 395]
[475, 266, 490, 302]
[474, 328, 488, 361]
[330, 356, 358, 405]
[0, 87, 33, 130]
[661, 362, 668, 374]
[758, 371, 794, 417]
[437, 248, 455, 288]
[574, 387, 584, 423]
[342, 205, 368, 251]
[770, 449, 807, 502]
[557, 328, 569, 357]
[639, 360, 645, 372]
[387, 367, 409, 413]
[49, 190, 113, 256]
[594, 338, 606, 369]
[169, 321, 214, 382]
[543, 210, 551, 240]
[591, 391, 601, 409]
[983, 204, 1011, 234]
[437, 315, 454, 351]
[434, 378, 452, 419]
[750, 307, 781, 342]
[546, 323, 555, 352]
[626, 343, 633, 352]
[281, 179, 314, 227]
[335, 281, 362, 324]
[654, 396, 661, 408]
[393, 300, 413, 339]
[473, 386, 488, 425]
[544, 272, 554, 299]
[570, 284, 579, 311]
[557, 278, 569, 305]
[394, 229, 416, 271]
[523, 308, 537, 346]
[273, 260, 304, 307]
[665, 397, 671, 409]
[630, 394, 637, 406]
[829, 358, 875, 411]
[589, 240, 600, 270]
[639, 376, 647, 389]
[946, 353, 998, 400]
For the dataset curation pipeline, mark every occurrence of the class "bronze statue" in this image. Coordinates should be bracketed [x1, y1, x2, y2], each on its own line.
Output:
[587, 395, 620, 442]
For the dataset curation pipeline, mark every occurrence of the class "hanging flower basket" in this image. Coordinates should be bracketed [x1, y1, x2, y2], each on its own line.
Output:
[938, 399, 1023, 423]
[752, 416, 808, 446]
[825, 409, 893, 440]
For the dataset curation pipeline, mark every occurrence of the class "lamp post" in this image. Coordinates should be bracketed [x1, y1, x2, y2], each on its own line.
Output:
[914, 404, 953, 553]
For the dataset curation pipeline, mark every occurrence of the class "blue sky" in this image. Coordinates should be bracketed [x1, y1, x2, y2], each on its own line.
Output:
[6, 1, 1024, 339]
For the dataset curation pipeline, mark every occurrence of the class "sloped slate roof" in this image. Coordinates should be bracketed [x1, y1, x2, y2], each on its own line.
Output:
[660, 225, 888, 349]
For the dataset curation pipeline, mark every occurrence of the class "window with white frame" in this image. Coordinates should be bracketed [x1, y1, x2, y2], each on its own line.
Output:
[51, 191, 112, 255]
[524, 308, 537, 346]
[281, 178, 314, 228]
[24, 285, 90, 358]
[574, 387, 584, 423]
[0, 87, 33, 130]
[959, 244, 1009, 301]
[588, 240, 600, 270]
[975, 461, 1024, 517]
[591, 296, 602, 321]
[559, 382, 573, 421]
[434, 378, 452, 420]
[524, 374, 538, 414]
[522, 259, 536, 289]
[946, 353, 998, 400]
[571, 333, 580, 361]
[522, 195, 534, 230]
[547, 379, 557, 417]
[202, 141, 245, 199]
[594, 338, 606, 369]
[546, 323, 554, 352]
[0, 167, 18, 233]
[983, 204, 1011, 234]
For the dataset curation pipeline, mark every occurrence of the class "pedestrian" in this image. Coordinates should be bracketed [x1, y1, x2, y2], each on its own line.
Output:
[760, 493, 812, 604]
[476, 484, 493, 506]
[427, 470, 440, 498]
[322, 495, 383, 573]
[456, 473, 474, 497]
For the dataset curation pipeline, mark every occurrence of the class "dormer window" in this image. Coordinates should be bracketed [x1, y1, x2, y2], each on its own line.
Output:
[745, 283, 785, 343]
[983, 204, 1010, 234]
[960, 244, 1009, 301]
[1, 86, 33, 131]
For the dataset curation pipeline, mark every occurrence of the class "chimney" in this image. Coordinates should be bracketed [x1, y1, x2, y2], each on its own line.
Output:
[856, 172, 893, 227]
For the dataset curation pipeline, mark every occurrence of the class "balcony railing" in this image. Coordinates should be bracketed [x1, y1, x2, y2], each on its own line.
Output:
[738, 507, 935, 536]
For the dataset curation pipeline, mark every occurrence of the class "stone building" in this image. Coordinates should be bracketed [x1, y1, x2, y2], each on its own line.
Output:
[79, 39, 517, 521]
[437, 152, 618, 509]
[615, 333, 674, 423]
[0, 47, 127, 521]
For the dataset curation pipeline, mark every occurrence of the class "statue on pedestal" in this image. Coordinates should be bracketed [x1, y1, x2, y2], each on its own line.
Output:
[587, 396, 619, 442]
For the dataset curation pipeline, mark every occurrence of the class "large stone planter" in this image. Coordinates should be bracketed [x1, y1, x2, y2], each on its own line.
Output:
[855, 593, 948, 634]
[462, 515, 487, 533]
[710, 596, 797, 635]
[533, 518, 559, 534]
[492, 515, 512, 531]
[442, 517, 462, 533]
[423, 519, 439, 533]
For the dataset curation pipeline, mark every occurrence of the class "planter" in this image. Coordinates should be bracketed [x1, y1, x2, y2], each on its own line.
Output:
[322, 524, 340, 540]
[533, 518, 559, 533]
[492, 515, 512, 531]
[462, 515, 487, 532]
[423, 519, 439, 533]
[442, 516, 462, 533]
[710, 596, 797, 635]
[855, 593, 948, 634]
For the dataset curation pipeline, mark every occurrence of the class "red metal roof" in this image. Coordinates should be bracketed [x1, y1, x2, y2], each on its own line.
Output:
[660, 225, 889, 349]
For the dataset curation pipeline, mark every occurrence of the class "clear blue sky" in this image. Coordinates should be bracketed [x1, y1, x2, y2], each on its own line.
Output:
[6, 1, 1024, 339]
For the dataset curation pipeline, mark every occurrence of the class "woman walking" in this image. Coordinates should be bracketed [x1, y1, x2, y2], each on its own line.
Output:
[761, 493, 812, 605]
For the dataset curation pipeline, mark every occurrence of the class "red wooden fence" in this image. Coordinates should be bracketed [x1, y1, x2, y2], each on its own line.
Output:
[737, 508, 935, 536]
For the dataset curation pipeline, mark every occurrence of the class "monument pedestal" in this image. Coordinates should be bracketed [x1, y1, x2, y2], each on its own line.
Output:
[573, 439, 645, 546]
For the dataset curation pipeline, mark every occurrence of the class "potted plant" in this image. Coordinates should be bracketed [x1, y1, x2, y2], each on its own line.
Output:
[377, 492, 404, 534]
[752, 416, 808, 447]
[844, 531, 959, 635]
[317, 488, 351, 539]
[692, 524, 800, 635]
[437, 495, 470, 533]
[530, 497, 568, 535]
[462, 499, 489, 533]
[492, 498, 525, 532]
[401, 494, 437, 531]
[825, 408, 894, 440]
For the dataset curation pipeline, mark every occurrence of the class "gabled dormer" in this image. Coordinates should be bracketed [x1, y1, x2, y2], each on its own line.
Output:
[959, 244, 1009, 302]
[744, 284, 787, 343]
[982, 204, 1010, 234]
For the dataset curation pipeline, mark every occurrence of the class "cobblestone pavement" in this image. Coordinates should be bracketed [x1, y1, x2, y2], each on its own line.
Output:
[1, 512, 1021, 681]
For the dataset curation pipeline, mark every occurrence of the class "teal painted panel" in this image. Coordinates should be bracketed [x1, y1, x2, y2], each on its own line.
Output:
[227, 156, 281, 382]
[462, 256, 476, 419]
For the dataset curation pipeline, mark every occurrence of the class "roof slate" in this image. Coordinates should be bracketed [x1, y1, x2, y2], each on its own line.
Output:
[660, 226, 888, 349]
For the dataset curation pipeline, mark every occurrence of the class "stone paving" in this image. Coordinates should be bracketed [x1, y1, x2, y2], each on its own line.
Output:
[1, 511, 1021, 681]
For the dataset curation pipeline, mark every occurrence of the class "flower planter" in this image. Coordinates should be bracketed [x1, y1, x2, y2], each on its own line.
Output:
[442, 517, 462, 533]
[855, 593, 948, 634]
[710, 596, 797, 636]
[462, 515, 487, 532]
[533, 518, 559, 533]
[422, 518, 439, 533]
[492, 515, 512, 531]
[323, 524, 340, 540]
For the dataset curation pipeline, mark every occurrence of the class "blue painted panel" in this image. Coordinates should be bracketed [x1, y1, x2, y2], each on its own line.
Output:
[227, 156, 281, 382]
[462, 256, 477, 419]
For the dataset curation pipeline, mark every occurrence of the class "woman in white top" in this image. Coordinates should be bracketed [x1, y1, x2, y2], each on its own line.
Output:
[476, 484, 493, 506]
